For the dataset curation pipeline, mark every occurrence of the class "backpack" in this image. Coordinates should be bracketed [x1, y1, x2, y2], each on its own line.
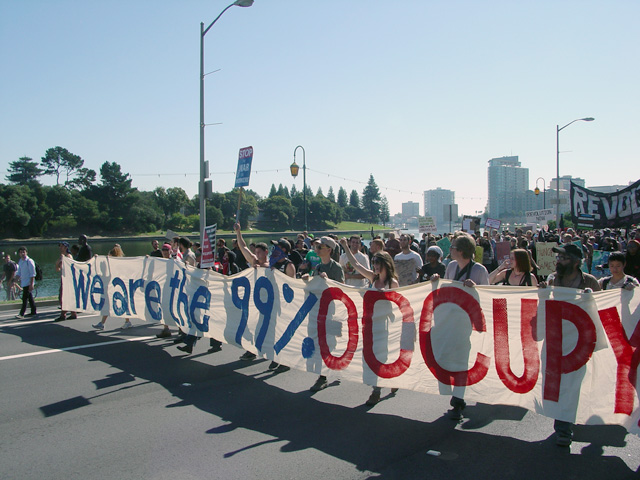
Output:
[35, 263, 43, 281]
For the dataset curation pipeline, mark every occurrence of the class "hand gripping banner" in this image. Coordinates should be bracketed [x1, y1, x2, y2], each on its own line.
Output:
[61, 256, 640, 435]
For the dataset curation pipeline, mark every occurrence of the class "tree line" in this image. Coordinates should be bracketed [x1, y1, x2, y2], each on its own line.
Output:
[2, 147, 390, 238]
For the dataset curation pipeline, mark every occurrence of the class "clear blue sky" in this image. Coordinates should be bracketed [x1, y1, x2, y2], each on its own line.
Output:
[1, 0, 638, 218]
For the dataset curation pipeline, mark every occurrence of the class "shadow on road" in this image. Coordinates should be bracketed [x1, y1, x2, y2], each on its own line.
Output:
[9, 320, 639, 480]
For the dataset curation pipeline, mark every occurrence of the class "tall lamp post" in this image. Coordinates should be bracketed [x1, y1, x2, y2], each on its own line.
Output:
[199, 0, 254, 248]
[290, 145, 307, 231]
[534, 177, 546, 209]
[555, 117, 594, 223]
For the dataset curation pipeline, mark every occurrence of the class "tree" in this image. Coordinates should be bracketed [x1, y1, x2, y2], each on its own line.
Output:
[316, 187, 324, 197]
[337, 187, 348, 208]
[380, 196, 390, 226]
[40, 146, 84, 186]
[66, 167, 96, 190]
[290, 184, 298, 198]
[269, 184, 278, 198]
[6, 157, 42, 185]
[327, 186, 335, 203]
[361, 174, 381, 223]
[259, 195, 295, 230]
[349, 189, 360, 208]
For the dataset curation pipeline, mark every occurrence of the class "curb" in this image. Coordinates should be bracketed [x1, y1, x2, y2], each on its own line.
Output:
[0, 299, 58, 312]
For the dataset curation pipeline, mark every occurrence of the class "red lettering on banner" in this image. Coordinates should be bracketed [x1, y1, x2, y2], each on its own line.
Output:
[419, 286, 490, 386]
[493, 298, 540, 394]
[598, 307, 640, 416]
[544, 300, 596, 402]
[362, 290, 414, 378]
[317, 287, 359, 370]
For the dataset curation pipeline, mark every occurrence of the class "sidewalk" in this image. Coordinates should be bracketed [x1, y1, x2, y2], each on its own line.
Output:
[0, 298, 58, 312]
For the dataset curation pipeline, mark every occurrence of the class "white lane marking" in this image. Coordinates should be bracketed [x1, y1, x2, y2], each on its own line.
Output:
[0, 336, 156, 361]
[0, 319, 52, 327]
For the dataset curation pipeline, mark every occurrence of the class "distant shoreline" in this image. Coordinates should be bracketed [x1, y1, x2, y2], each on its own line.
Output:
[0, 229, 393, 247]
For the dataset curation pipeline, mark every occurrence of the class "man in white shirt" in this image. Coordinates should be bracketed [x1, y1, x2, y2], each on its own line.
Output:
[15, 246, 37, 318]
[339, 236, 370, 287]
[393, 234, 423, 287]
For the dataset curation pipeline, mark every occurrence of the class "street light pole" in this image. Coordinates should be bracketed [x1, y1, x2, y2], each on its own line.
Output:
[290, 145, 307, 231]
[555, 117, 594, 223]
[534, 177, 546, 209]
[199, 0, 254, 249]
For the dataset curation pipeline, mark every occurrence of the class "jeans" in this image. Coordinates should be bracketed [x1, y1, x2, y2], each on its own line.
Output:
[20, 287, 36, 316]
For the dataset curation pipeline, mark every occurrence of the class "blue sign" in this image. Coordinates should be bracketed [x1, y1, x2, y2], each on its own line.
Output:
[235, 146, 253, 188]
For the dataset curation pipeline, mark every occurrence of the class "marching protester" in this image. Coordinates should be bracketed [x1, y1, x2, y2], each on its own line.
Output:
[305, 236, 345, 392]
[393, 234, 423, 287]
[418, 246, 445, 282]
[156, 243, 177, 339]
[1, 252, 18, 300]
[92, 245, 132, 331]
[338, 236, 399, 406]
[339, 235, 369, 288]
[539, 243, 600, 446]
[14, 246, 37, 319]
[55, 241, 77, 321]
[598, 251, 639, 290]
[430, 231, 489, 420]
[489, 248, 538, 286]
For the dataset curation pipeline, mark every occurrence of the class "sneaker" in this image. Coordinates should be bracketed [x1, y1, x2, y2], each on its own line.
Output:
[310, 376, 328, 392]
[156, 329, 172, 339]
[68, 314, 78, 320]
[556, 435, 572, 447]
[366, 390, 381, 406]
[26, 312, 37, 317]
[208, 340, 222, 353]
[391, 388, 399, 395]
[268, 361, 279, 370]
[275, 364, 290, 373]
[55, 315, 66, 322]
[177, 345, 193, 355]
[240, 351, 257, 361]
[92, 322, 104, 330]
[15, 314, 24, 319]
[121, 321, 133, 330]
[173, 333, 186, 345]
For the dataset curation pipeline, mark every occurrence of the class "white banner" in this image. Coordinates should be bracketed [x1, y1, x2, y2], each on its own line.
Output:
[61, 256, 640, 434]
[525, 208, 555, 224]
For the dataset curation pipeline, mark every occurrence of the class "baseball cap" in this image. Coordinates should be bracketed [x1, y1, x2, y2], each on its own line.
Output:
[552, 244, 583, 259]
[270, 238, 291, 253]
[319, 236, 336, 251]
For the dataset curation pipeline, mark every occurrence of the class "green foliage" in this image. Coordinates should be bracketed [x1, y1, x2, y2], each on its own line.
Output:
[259, 195, 295, 230]
[349, 189, 360, 208]
[6, 157, 42, 185]
[380, 196, 390, 225]
[361, 174, 381, 223]
[327, 186, 335, 203]
[41, 146, 87, 186]
[337, 187, 348, 208]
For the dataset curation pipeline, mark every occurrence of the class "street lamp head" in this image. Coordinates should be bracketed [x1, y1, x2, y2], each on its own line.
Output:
[290, 161, 299, 178]
[582, 117, 595, 122]
[233, 0, 254, 6]
[534, 187, 540, 196]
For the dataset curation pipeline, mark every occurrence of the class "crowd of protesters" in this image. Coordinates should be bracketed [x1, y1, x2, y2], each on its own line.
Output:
[6, 223, 639, 446]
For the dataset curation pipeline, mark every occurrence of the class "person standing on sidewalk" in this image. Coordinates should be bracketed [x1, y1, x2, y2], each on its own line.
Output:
[15, 246, 37, 319]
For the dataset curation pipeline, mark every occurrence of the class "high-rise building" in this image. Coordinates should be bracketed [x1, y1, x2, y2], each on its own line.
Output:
[424, 188, 457, 230]
[487, 156, 529, 220]
[401, 201, 420, 220]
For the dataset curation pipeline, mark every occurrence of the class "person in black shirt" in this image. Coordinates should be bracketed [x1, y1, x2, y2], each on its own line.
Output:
[418, 246, 446, 282]
[77, 235, 92, 262]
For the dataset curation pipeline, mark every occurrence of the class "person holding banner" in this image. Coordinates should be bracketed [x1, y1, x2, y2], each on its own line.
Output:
[92, 245, 132, 331]
[338, 237, 400, 406]
[625, 239, 640, 281]
[430, 232, 489, 420]
[539, 243, 600, 446]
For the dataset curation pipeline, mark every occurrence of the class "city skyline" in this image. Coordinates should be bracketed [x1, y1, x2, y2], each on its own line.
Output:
[2, 1, 639, 218]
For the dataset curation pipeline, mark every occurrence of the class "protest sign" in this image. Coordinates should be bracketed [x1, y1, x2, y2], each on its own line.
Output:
[200, 224, 217, 268]
[485, 218, 501, 231]
[419, 216, 437, 234]
[436, 237, 451, 259]
[536, 242, 558, 277]
[61, 256, 640, 434]
[495, 241, 511, 264]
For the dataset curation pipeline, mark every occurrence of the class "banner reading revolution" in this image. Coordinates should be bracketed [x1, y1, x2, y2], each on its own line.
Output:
[570, 179, 640, 228]
[61, 256, 640, 435]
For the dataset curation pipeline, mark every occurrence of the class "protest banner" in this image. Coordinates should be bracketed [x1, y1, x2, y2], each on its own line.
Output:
[535, 242, 558, 277]
[200, 224, 217, 268]
[419, 216, 438, 234]
[525, 209, 556, 226]
[62, 256, 640, 435]
[570, 179, 640, 228]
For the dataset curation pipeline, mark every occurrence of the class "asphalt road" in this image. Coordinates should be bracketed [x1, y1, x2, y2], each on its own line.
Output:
[1, 305, 639, 480]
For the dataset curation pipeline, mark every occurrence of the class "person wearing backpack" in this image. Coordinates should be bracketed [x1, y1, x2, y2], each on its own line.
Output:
[598, 251, 639, 290]
[15, 246, 37, 319]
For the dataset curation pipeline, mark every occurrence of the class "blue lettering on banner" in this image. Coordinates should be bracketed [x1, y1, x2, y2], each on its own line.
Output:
[145, 281, 162, 320]
[254, 276, 275, 352]
[111, 277, 130, 317]
[190, 286, 211, 332]
[274, 293, 318, 354]
[128, 278, 145, 315]
[169, 270, 183, 326]
[90, 275, 105, 311]
[71, 263, 92, 310]
[176, 269, 190, 327]
[232, 277, 251, 344]
[301, 337, 315, 359]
